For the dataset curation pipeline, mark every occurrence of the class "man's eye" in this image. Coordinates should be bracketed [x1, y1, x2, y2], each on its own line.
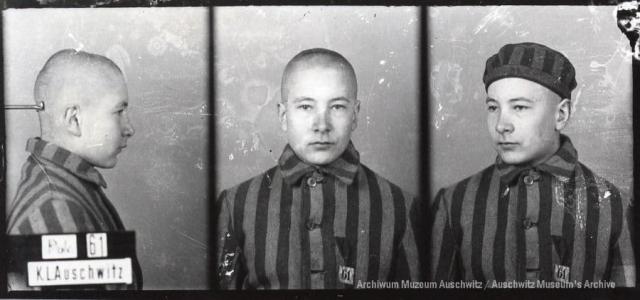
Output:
[332, 104, 347, 110]
[487, 106, 498, 112]
[298, 104, 312, 110]
[513, 105, 529, 111]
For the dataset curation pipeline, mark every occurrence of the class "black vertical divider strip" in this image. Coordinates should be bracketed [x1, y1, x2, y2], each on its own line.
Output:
[208, 5, 215, 291]
[419, 5, 430, 282]
[633, 58, 640, 289]
[0, 11, 7, 297]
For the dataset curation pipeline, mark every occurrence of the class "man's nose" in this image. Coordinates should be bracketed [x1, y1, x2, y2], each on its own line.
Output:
[122, 114, 135, 137]
[312, 109, 331, 133]
[495, 111, 513, 134]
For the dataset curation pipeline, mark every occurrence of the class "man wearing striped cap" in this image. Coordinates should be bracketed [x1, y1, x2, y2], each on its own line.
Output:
[216, 48, 422, 289]
[431, 42, 635, 287]
[6, 49, 141, 290]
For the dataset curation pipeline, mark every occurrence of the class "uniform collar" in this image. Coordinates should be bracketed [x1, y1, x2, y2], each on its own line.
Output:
[27, 137, 108, 188]
[279, 141, 360, 186]
[496, 134, 578, 184]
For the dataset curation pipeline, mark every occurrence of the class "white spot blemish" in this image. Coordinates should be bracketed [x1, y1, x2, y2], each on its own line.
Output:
[474, 7, 511, 34]
[229, 154, 234, 160]
[67, 33, 84, 52]
[619, 1, 638, 10]
[380, 60, 386, 65]
[148, 36, 167, 56]
[574, 181, 586, 230]
[604, 191, 611, 199]
[378, 78, 385, 85]
[195, 158, 204, 170]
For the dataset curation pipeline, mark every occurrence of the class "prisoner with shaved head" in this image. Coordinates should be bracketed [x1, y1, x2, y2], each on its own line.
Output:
[7, 49, 142, 290]
[216, 48, 422, 289]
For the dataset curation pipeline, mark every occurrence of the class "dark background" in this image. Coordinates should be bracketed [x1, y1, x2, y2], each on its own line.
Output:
[3, 8, 209, 289]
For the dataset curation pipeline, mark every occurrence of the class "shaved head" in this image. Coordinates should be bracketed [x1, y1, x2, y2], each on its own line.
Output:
[33, 49, 134, 168]
[277, 48, 360, 165]
[281, 48, 357, 103]
[35, 49, 126, 136]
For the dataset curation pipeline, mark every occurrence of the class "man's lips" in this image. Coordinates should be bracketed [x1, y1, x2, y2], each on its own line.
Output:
[497, 142, 518, 149]
[309, 142, 334, 149]
[309, 142, 333, 145]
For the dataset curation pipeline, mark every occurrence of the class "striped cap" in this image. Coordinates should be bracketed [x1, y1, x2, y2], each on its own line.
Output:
[483, 42, 577, 99]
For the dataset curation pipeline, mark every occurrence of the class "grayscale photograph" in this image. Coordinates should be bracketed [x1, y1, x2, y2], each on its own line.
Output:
[214, 6, 422, 289]
[4, 8, 209, 290]
[428, 6, 634, 288]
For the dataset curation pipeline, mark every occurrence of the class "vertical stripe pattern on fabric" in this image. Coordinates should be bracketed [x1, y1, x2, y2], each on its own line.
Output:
[429, 136, 634, 286]
[215, 143, 422, 289]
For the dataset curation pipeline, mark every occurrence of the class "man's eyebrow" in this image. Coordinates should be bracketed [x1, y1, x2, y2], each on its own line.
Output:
[509, 97, 534, 103]
[292, 97, 314, 103]
[330, 97, 351, 102]
[485, 97, 534, 103]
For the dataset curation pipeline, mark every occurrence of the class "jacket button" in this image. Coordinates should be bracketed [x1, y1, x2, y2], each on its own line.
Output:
[524, 175, 534, 186]
[307, 177, 317, 187]
[522, 218, 536, 230]
[307, 221, 321, 231]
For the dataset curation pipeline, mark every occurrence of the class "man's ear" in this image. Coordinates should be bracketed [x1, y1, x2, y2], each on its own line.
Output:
[555, 98, 571, 131]
[64, 105, 82, 136]
[351, 100, 361, 131]
[277, 102, 288, 132]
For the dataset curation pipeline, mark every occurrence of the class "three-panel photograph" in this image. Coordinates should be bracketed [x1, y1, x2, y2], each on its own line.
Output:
[0, 1, 637, 298]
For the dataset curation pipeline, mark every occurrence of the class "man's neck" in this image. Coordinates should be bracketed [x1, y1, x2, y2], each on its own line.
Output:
[516, 137, 562, 169]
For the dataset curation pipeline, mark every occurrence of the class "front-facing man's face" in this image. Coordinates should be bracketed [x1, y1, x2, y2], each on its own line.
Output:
[486, 77, 567, 167]
[78, 74, 135, 169]
[280, 65, 359, 166]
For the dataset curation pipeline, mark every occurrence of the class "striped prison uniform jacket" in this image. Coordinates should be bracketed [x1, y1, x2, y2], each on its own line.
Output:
[6, 137, 143, 290]
[430, 136, 635, 287]
[216, 142, 422, 289]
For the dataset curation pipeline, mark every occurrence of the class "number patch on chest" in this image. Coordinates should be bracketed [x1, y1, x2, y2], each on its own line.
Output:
[554, 264, 570, 282]
[338, 265, 354, 285]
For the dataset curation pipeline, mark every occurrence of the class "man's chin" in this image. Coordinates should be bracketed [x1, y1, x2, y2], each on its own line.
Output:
[497, 153, 527, 166]
[300, 153, 339, 166]
[95, 162, 117, 169]
[87, 157, 117, 169]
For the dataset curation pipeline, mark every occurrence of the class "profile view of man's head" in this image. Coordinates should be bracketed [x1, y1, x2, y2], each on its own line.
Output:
[278, 48, 360, 166]
[35, 49, 135, 169]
